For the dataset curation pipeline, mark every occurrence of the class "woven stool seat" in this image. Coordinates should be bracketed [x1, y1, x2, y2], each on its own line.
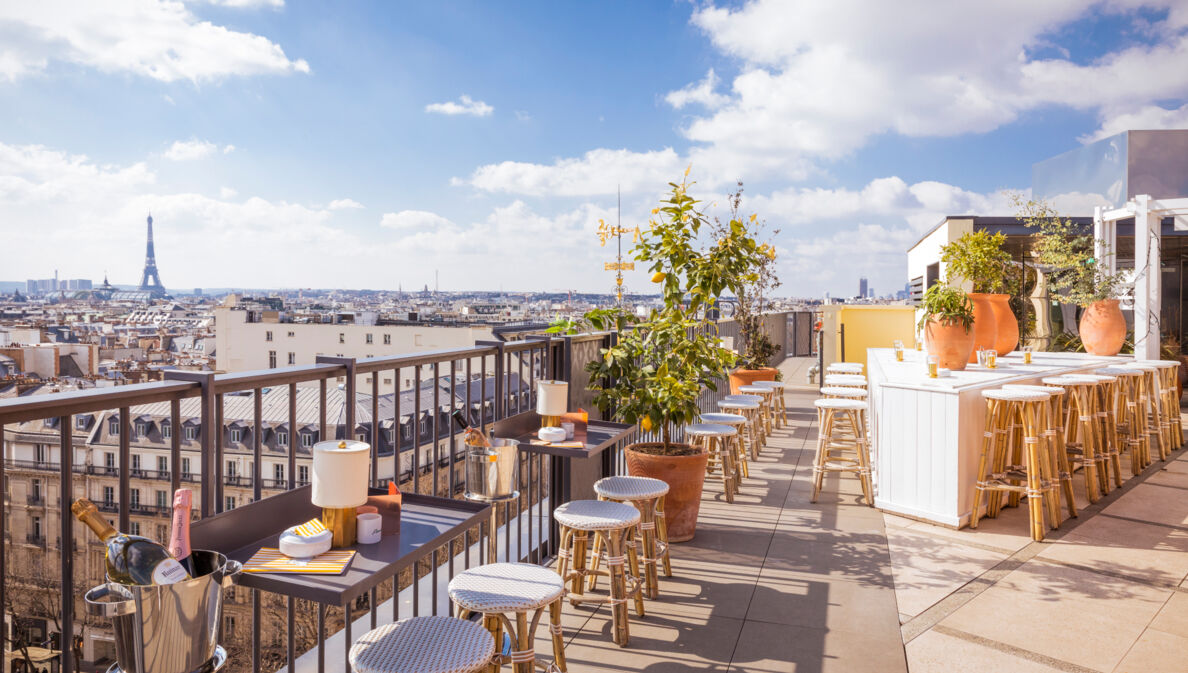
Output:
[813, 398, 868, 411]
[554, 499, 640, 530]
[1042, 375, 1092, 386]
[738, 384, 772, 394]
[1076, 373, 1117, 382]
[448, 563, 564, 613]
[1002, 384, 1066, 396]
[1096, 367, 1142, 377]
[982, 389, 1048, 403]
[1121, 363, 1160, 371]
[824, 374, 866, 386]
[349, 616, 495, 673]
[752, 380, 786, 389]
[718, 399, 760, 410]
[594, 475, 669, 501]
[700, 412, 747, 426]
[685, 423, 737, 437]
[820, 386, 867, 398]
[1136, 359, 1181, 368]
[828, 363, 864, 374]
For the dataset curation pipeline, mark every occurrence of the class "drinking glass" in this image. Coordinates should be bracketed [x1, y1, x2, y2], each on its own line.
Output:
[986, 349, 998, 369]
[976, 348, 987, 367]
[927, 355, 939, 378]
[1023, 346, 1033, 365]
[893, 340, 904, 361]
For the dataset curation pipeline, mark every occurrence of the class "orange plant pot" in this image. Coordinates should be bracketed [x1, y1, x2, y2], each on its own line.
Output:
[924, 319, 975, 371]
[626, 443, 708, 542]
[967, 292, 998, 363]
[1079, 299, 1126, 356]
[987, 293, 1018, 355]
[728, 367, 776, 394]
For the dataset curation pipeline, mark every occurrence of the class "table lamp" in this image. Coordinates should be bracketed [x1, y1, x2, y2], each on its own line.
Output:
[311, 439, 370, 547]
[536, 380, 568, 429]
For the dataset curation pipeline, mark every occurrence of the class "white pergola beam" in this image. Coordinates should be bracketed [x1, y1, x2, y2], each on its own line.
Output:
[1133, 194, 1160, 360]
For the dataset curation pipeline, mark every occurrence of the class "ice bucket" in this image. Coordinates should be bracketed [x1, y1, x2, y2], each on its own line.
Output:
[85, 549, 241, 673]
[464, 438, 520, 502]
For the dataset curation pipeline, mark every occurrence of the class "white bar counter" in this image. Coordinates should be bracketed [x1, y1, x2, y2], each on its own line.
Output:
[867, 348, 1130, 528]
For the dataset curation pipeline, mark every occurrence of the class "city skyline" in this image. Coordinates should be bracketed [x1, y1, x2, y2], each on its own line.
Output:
[2, 2, 1188, 296]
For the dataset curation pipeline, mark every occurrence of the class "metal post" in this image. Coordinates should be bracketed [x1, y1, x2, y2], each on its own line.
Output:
[59, 415, 74, 673]
[165, 370, 216, 516]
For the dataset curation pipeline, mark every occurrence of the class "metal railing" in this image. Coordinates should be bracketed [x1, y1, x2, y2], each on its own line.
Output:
[0, 313, 791, 673]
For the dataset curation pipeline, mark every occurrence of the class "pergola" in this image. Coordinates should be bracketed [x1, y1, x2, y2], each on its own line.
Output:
[1095, 195, 1188, 358]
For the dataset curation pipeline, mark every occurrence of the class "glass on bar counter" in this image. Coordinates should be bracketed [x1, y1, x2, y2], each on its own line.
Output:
[893, 340, 904, 361]
[926, 355, 939, 378]
[986, 349, 998, 368]
[1023, 346, 1033, 364]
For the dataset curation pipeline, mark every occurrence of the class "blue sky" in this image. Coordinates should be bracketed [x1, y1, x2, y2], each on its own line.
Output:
[2, 0, 1188, 297]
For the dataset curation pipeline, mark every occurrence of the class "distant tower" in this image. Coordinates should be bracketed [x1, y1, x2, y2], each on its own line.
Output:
[138, 214, 167, 297]
[858, 277, 868, 298]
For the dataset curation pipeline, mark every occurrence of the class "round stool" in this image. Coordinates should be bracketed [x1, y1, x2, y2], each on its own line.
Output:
[819, 386, 867, 400]
[1043, 375, 1105, 503]
[971, 388, 1059, 541]
[349, 615, 495, 673]
[717, 398, 763, 455]
[810, 398, 873, 505]
[1096, 367, 1147, 476]
[1123, 364, 1169, 462]
[686, 423, 741, 502]
[1001, 384, 1078, 520]
[828, 362, 864, 375]
[824, 374, 867, 390]
[752, 380, 788, 428]
[1136, 360, 1182, 454]
[448, 563, 566, 673]
[553, 500, 644, 647]
[725, 394, 767, 445]
[700, 413, 752, 477]
[1076, 373, 1125, 490]
[739, 384, 777, 436]
[592, 476, 671, 599]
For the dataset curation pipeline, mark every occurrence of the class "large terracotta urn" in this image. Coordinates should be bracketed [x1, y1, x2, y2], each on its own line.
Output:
[626, 443, 708, 542]
[987, 294, 1018, 355]
[924, 319, 976, 371]
[1079, 299, 1126, 356]
[967, 293, 998, 362]
[729, 367, 776, 394]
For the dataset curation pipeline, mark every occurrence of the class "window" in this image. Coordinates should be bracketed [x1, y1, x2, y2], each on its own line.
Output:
[109, 419, 119, 435]
[75, 416, 88, 429]
[356, 433, 366, 442]
[156, 525, 167, 542]
[383, 334, 391, 345]
[287, 331, 294, 338]
[130, 522, 141, 536]
[102, 486, 114, 505]
[268, 350, 277, 369]
[161, 422, 171, 439]
[224, 615, 237, 636]
[184, 426, 198, 441]
[287, 352, 295, 365]
[230, 429, 242, 443]
[182, 457, 192, 477]
[300, 433, 313, 448]
[157, 456, 168, 474]
[131, 454, 142, 475]
[32, 516, 43, 539]
[277, 431, 288, 447]
[34, 444, 47, 463]
[130, 489, 141, 509]
[226, 460, 238, 478]
[265, 331, 273, 342]
[104, 452, 115, 471]
[273, 464, 285, 483]
[31, 479, 41, 500]
[135, 423, 147, 438]
[298, 465, 309, 485]
[224, 496, 236, 512]
[383, 378, 392, 385]
[365, 377, 372, 384]
[155, 490, 167, 509]
[366, 333, 373, 344]
[419, 418, 428, 434]
[338, 333, 345, 344]
[402, 424, 412, 440]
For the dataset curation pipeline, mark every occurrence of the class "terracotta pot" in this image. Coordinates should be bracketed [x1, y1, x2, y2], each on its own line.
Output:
[1079, 299, 1126, 356]
[626, 443, 708, 542]
[987, 293, 1018, 355]
[728, 367, 776, 394]
[924, 319, 975, 371]
[966, 292, 998, 363]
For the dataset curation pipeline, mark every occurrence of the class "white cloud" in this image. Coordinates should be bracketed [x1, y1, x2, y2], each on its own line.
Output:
[328, 198, 364, 211]
[0, 0, 309, 83]
[665, 69, 728, 110]
[196, 0, 284, 8]
[425, 95, 493, 117]
[380, 210, 454, 231]
[466, 148, 684, 197]
[1080, 103, 1188, 143]
[219, 186, 237, 199]
[162, 139, 230, 161]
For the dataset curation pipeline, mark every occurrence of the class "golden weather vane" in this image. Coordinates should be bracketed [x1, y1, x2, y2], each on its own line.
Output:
[596, 186, 642, 304]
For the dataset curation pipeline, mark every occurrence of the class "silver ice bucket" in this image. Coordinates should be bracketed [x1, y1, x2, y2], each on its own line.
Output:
[85, 549, 241, 673]
[464, 438, 520, 502]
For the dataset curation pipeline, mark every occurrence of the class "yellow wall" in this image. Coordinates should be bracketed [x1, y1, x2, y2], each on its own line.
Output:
[821, 305, 918, 369]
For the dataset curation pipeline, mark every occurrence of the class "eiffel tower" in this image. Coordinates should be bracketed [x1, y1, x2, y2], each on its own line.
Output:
[138, 214, 168, 297]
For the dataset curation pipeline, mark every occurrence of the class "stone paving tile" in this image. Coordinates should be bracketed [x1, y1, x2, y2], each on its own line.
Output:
[938, 560, 1171, 672]
[883, 524, 1008, 620]
[1111, 627, 1188, 673]
[1101, 483, 1188, 527]
[1148, 590, 1188, 636]
[729, 620, 907, 673]
[906, 629, 1069, 673]
[1036, 515, 1188, 587]
[1146, 467, 1188, 489]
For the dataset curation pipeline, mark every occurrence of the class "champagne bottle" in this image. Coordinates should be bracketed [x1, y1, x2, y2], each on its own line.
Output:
[451, 410, 490, 447]
[72, 498, 191, 586]
[168, 488, 194, 576]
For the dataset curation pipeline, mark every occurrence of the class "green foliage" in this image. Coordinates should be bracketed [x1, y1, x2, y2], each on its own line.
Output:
[941, 230, 1011, 293]
[584, 170, 754, 452]
[546, 307, 637, 335]
[1013, 193, 1127, 307]
[917, 283, 974, 332]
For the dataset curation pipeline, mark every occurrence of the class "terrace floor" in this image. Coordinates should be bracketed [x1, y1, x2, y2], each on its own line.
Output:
[543, 360, 1188, 672]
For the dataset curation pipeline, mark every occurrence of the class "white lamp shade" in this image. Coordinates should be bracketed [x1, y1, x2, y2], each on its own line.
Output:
[536, 380, 568, 417]
[311, 440, 370, 508]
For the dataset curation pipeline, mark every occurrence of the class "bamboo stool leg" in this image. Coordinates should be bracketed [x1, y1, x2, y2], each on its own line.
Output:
[810, 407, 830, 503]
[548, 599, 567, 672]
[655, 494, 672, 577]
[720, 437, 736, 503]
[586, 530, 606, 592]
[483, 613, 504, 673]
[1074, 387, 1101, 503]
[970, 399, 998, 529]
[1049, 395, 1077, 519]
[735, 433, 750, 479]
[1036, 400, 1062, 529]
[624, 528, 646, 617]
[570, 531, 588, 597]
[638, 496, 660, 599]
[605, 530, 630, 647]
[1023, 401, 1046, 541]
[852, 409, 874, 506]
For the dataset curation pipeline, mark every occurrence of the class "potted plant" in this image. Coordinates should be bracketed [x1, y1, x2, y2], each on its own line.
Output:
[1017, 196, 1128, 356]
[940, 230, 1014, 359]
[714, 183, 783, 393]
[918, 284, 975, 370]
[584, 170, 755, 542]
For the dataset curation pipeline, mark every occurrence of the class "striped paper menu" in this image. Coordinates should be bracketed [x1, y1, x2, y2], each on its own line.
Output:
[243, 548, 356, 574]
[292, 518, 328, 537]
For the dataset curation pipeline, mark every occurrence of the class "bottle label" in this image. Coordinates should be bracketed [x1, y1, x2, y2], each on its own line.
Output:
[152, 559, 190, 585]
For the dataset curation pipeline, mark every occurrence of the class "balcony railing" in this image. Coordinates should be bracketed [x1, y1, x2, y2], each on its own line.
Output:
[26, 494, 44, 506]
[25, 533, 45, 546]
[0, 314, 793, 673]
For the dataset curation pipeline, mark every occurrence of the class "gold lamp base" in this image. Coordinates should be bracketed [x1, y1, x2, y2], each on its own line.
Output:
[322, 506, 357, 548]
[541, 415, 561, 429]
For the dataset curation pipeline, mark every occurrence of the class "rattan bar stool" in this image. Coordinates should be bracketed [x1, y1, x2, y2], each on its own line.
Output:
[824, 374, 867, 390]
[349, 615, 496, 673]
[591, 476, 671, 600]
[718, 398, 763, 455]
[1096, 366, 1148, 476]
[448, 563, 567, 673]
[553, 500, 645, 647]
[828, 362, 864, 375]
[1077, 373, 1124, 491]
[820, 386, 867, 400]
[970, 388, 1058, 541]
[1139, 360, 1183, 453]
[811, 398, 873, 505]
[752, 380, 788, 428]
[739, 384, 777, 435]
[687, 423, 741, 502]
[1123, 363, 1169, 462]
[699, 413, 751, 478]
[724, 394, 767, 447]
[1001, 384, 1078, 521]
[1042, 375, 1105, 503]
